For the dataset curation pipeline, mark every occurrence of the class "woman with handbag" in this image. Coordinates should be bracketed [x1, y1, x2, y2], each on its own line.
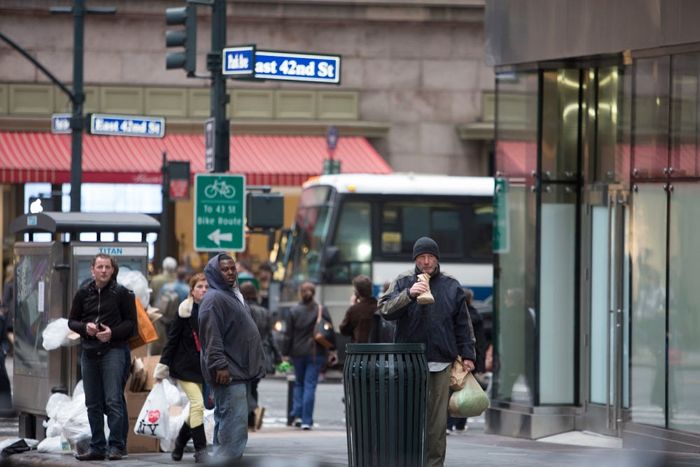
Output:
[153, 273, 209, 463]
[282, 281, 338, 430]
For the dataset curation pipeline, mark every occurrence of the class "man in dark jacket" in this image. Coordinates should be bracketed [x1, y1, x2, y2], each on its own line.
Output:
[198, 254, 265, 461]
[378, 237, 476, 467]
[68, 254, 136, 461]
[240, 281, 279, 430]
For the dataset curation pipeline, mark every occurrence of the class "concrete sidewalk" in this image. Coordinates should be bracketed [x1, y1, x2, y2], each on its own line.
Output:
[2, 425, 700, 467]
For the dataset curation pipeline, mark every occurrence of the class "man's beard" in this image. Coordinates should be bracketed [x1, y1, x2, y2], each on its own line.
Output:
[302, 295, 314, 304]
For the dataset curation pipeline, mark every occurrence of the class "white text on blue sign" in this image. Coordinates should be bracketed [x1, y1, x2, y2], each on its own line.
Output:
[90, 114, 165, 138]
[222, 46, 255, 76]
[253, 51, 340, 84]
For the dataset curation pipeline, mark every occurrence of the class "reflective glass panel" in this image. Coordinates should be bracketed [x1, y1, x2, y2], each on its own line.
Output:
[630, 184, 667, 427]
[633, 57, 670, 179]
[668, 183, 700, 433]
[495, 72, 538, 178]
[541, 70, 579, 181]
[495, 182, 537, 404]
[670, 53, 700, 178]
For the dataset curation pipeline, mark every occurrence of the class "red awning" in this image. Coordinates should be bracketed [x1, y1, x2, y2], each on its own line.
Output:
[0, 131, 391, 186]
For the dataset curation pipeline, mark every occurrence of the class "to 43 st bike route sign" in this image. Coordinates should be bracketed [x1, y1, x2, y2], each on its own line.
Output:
[194, 174, 246, 252]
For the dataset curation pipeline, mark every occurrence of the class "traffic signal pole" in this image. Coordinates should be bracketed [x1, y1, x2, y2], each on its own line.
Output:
[210, 0, 230, 173]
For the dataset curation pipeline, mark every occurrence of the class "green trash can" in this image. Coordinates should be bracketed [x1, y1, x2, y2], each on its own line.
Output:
[343, 343, 428, 467]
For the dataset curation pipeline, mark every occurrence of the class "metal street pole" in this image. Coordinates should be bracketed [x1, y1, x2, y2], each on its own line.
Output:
[70, 0, 85, 212]
[51, 1, 116, 212]
[210, 0, 229, 173]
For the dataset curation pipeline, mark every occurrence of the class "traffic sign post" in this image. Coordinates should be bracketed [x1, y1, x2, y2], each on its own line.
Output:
[194, 174, 246, 252]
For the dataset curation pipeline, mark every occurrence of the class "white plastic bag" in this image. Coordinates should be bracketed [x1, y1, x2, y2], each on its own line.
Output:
[42, 318, 73, 350]
[117, 269, 150, 309]
[134, 381, 170, 440]
[37, 435, 71, 454]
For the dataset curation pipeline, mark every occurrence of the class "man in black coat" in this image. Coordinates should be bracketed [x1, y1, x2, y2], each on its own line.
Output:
[378, 237, 476, 467]
[68, 254, 136, 461]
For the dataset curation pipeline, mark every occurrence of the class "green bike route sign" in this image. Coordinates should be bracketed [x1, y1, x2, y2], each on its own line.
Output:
[194, 174, 246, 252]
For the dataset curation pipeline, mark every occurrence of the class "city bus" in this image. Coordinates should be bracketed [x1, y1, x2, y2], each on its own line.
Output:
[272, 173, 495, 348]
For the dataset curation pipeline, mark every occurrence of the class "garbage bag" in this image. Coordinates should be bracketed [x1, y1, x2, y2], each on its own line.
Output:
[117, 270, 150, 309]
[42, 318, 73, 351]
[37, 435, 71, 454]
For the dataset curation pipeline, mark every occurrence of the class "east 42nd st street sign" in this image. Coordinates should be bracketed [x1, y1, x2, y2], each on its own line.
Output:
[194, 174, 246, 252]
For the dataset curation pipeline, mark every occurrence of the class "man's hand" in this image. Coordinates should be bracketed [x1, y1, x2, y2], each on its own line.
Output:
[86, 322, 99, 337]
[215, 368, 231, 385]
[462, 359, 475, 373]
[95, 324, 112, 343]
[409, 281, 428, 298]
[328, 351, 338, 366]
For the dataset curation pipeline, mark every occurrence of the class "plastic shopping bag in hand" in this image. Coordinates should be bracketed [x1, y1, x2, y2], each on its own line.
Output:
[134, 382, 170, 440]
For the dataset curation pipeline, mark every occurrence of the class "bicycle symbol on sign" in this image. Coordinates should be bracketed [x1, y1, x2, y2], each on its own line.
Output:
[204, 179, 236, 199]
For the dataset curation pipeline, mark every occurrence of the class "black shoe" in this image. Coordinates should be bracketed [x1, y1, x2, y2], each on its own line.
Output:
[172, 423, 192, 461]
[75, 450, 106, 461]
[108, 448, 127, 460]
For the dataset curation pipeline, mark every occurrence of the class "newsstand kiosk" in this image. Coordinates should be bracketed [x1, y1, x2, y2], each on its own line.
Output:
[9, 212, 159, 438]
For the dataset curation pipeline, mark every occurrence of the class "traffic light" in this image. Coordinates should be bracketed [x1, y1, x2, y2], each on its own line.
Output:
[165, 4, 196, 75]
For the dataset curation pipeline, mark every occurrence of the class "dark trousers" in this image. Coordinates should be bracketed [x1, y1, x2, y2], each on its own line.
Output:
[80, 346, 130, 453]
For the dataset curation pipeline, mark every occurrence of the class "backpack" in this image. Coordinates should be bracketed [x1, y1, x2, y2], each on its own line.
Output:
[156, 286, 181, 327]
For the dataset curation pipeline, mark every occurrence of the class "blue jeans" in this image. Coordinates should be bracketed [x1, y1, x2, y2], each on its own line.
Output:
[290, 355, 325, 426]
[80, 345, 129, 454]
[213, 382, 248, 460]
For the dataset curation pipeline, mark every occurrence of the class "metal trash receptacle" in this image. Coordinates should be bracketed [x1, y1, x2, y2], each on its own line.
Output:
[343, 343, 427, 467]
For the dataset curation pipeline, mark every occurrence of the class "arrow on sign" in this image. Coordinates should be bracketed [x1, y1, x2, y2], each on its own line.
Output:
[208, 229, 233, 247]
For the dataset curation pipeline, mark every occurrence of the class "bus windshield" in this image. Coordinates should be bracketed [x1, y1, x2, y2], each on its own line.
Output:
[284, 186, 334, 283]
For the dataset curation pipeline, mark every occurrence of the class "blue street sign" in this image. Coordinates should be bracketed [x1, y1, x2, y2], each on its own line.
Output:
[89, 114, 165, 138]
[254, 50, 340, 84]
[326, 125, 339, 151]
[51, 114, 71, 134]
[222, 45, 255, 76]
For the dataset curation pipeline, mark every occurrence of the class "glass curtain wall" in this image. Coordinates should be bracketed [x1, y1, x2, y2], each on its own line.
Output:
[630, 51, 700, 434]
[494, 71, 538, 404]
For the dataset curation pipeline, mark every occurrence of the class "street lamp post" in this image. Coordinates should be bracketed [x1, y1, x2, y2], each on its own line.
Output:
[50, 0, 116, 212]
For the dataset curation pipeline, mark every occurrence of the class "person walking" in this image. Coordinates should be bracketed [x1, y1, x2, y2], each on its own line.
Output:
[378, 237, 476, 467]
[240, 281, 280, 430]
[68, 254, 136, 461]
[283, 282, 338, 430]
[339, 275, 377, 343]
[149, 256, 177, 306]
[198, 254, 265, 462]
[153, 273, 209, 463]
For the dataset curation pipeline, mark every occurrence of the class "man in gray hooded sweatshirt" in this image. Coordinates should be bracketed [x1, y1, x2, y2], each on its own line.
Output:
[198, 254, 265, 461]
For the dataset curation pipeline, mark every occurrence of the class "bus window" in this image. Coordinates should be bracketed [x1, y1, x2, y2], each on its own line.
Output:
[326, 201, 372, 283]
[380, 202, 463, 257]
[465, 203, 494, 261]
[285, 204, 332, 282]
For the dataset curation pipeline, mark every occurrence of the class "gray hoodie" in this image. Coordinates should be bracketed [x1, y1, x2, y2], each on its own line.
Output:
[198, 254, 265, 385]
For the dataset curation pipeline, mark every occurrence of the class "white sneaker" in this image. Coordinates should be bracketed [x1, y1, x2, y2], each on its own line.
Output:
[301, 424, 311, 431]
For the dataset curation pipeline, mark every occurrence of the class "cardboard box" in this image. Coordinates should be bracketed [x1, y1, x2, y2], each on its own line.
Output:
[125, 391, 160, 454]
[141, 355, 161, 391]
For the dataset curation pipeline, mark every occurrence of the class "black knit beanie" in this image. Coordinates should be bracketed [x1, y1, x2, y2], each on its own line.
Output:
[412, 237, 440, 260]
